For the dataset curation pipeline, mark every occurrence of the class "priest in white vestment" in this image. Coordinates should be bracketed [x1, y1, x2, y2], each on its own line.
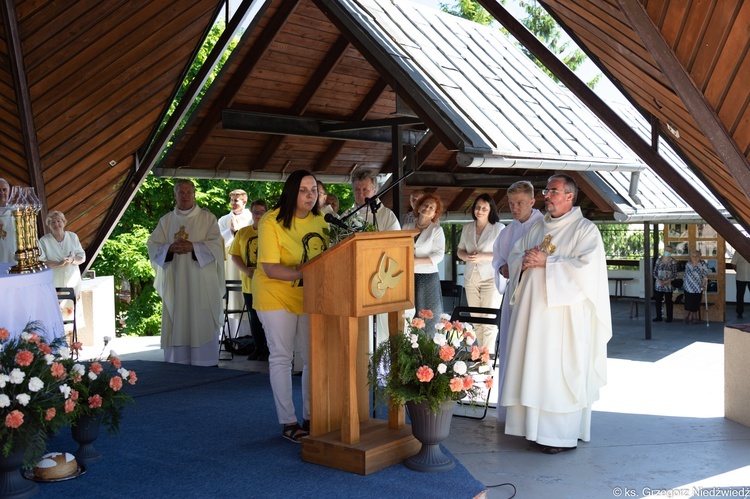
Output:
[0, 178, 17, 264]
[500, 174, 611, 454]
[217, 189, 252, 336]
[147, 180, 225, 366]
[491, 180, 543, 422]
[340, 170, 400, 348]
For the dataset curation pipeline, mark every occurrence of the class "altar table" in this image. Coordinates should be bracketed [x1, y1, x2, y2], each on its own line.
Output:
[0, 263, 65, 342]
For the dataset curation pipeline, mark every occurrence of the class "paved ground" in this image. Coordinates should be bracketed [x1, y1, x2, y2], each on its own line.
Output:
[99, 300, 750, 498]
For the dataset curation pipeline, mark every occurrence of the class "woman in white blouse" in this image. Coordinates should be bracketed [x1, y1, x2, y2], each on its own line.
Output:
[403, 193, 445, 332]
[457, 194, 505, 352]
[39, 210, 86, 334]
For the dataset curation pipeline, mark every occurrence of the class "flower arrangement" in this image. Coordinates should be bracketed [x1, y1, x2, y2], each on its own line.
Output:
[60, 337, 137, 435]
[368, 310, 493, 412]
[0, 322, 70, 467]
[323, 213, 376, 245]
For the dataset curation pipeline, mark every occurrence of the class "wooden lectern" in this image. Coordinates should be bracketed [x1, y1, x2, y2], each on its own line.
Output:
[299, 230, 420, 475]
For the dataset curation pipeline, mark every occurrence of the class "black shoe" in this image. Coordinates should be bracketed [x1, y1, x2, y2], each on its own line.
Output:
[665, 318, 672, 323]
[738, 314, 743, 319]
[302, 419, 310, 432]
[540, 444, 576, 455]
[652, 317, 663, 322]
[247, 350, 260, 361]
[256, 350, 269, 362]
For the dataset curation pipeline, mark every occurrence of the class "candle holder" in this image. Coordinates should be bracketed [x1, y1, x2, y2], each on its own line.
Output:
[7, 186, 45, 274]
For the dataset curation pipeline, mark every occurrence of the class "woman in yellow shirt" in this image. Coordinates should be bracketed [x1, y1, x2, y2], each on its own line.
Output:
[252, 170, 329, 443]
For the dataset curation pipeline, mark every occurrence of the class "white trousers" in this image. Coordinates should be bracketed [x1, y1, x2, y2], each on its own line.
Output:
[257, 309, 310, 425]
[464, 267, 502, 353]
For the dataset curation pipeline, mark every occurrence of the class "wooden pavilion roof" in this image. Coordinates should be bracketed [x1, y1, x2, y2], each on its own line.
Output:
[2, 0, 749, 265]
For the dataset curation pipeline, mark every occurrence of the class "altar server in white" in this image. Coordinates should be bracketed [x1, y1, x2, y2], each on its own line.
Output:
[500, 174, 611, 454]
[491, 180, 543, 421]
[0, 178, 17, 263]
[218, 189, 253, 336]
[147, 180, 225, 366]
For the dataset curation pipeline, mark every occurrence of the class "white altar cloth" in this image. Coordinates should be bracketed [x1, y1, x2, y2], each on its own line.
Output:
[0, 263, 65, 342]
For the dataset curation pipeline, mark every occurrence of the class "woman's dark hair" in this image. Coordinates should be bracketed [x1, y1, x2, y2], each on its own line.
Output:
[274, 170, 319, 229]
[471, 193, 500, 224]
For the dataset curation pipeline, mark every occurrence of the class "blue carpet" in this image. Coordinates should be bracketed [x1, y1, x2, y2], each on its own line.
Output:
[35, 361, 486, 498]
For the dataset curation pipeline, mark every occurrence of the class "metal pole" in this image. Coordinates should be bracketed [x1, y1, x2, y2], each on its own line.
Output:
[643, 222, 652, 340]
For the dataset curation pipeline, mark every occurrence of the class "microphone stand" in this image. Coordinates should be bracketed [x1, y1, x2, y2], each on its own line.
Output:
[341, 169, 414, 230]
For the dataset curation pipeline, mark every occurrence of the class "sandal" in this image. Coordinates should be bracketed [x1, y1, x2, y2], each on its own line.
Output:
[540, 445, 576, 455]
[282, 423, 309, 443]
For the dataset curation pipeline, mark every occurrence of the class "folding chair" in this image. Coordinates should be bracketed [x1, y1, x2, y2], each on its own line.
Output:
[219, 280, 247, 359]
[56, 287, 78, 357]
[450, 305, 502, 420]
[440, 280, 464, 311]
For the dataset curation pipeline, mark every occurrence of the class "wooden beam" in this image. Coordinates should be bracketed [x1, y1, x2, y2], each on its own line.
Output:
[84, 0, 261, 269]
[175, 0, 299, 167]
[477, 0, 750, 259]
[2, 0, 47, 224]
[615, 0, 750, 199]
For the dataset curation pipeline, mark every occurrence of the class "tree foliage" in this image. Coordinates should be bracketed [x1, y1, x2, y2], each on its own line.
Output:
[442, 0, 601, 88]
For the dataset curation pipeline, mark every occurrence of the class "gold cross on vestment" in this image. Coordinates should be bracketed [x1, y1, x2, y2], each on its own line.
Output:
[174, 226, 189, 241]
[0, 221, 5, 239]
[540, 234, 556, 255]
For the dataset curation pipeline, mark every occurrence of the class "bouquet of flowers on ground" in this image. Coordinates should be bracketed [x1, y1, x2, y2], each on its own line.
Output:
[61, 337, 138, 435]
[368, 309, 493, 412]
[0, 322, 70, 467]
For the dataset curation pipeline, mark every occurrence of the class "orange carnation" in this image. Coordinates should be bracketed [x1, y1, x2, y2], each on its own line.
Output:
[110, 376, 123, 391]
[111, 357, 122, 369]
[449, 377, 464, 392]
[45, 408, 57, 421]
[5, 410, 24, 428]
[0, 328, 9, 340]
[88, 394, 103, 409]
[471, 345, 481, 361]
[410, 318, 426, 329]
[418, 309, 434, 320]
[462, 375, 474, 391]
[50, 362, 66, 379]
[128, 370, 138, 385]
[15, 350, 34, 366]
[485, 377, 494, 390]
[90, 362, 104, 375]
[64, 399, 76, 413]
[439, 345, 455, 362]
[416, 366, 434, 383]
[38, 343, 52, 355]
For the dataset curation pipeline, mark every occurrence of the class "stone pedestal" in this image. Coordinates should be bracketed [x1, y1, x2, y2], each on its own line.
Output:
[78, 276, 116, 348]
[724, 324, 750, 427]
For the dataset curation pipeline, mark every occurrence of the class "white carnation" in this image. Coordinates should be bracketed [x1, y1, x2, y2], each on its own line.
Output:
[9, 368, 25, 384]
[433, 333, 447, 346]
[440, 313, 451, 321]
[44, 354, 56, 365]
[451, 337, 461, 348]
[118, 368, 130, 379]
[0, 394, 9, 408]
[71, 364, 85, 377]
[20, 332, 32, 341]
[103, 336, 112, 345]
[0, 374, 9, 388]
[28, 377, 44, 392]
[60, 384, 71, 398]
[478, 364, 491, 374]
[437, 363, 447, 374]
[15, 393, 30, 406]
[110, 349, 118, 358]
[453, 360, 467, 375]
[58, 347, 71, 360]
[87, 372, 98, 381]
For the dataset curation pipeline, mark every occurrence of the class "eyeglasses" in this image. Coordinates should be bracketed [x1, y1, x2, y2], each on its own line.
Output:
[542, 188, 567, 196]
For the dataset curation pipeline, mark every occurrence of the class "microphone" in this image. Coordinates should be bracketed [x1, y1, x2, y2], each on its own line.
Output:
[324, 213, 350, 231]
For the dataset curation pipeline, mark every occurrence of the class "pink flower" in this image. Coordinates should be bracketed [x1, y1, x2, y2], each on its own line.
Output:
[50, 362, 66, 379]
[485, 377, 493, 390]
[439, 345, 455, 362]
[5, 410, 24, 428]
[110, 376, 123, 392]
[111, 357, 122, 369]
[71, 389, 79, 401]
[449, 377, 464, 392]
[27, 333, 40, 344]
[71, 342, 83, 352]
[410, 318, 426, 329]
[128, 371, 137, 385]
[471, 345, 481, 361]
[462, 375, 474, 391]
[88, 394, 103, 409]
[418, 309, 434, 320]
[38, 343, 52, 355]
[90, 362, 104, 375]
[45, 408, 56, 421]
[451, 321, 464, 333]
[480, 347, 490, 363]
[416, 366, 434, 383]
[64, 399, 76, 414]
[15, 350, 34, 366]
[0, 328, 9, 340]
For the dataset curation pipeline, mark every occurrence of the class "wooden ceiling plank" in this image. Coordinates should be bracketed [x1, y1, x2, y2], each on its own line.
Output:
[616, 0, 750, 199]
[1, 0, 46, 219]
[478, 0, 750, 257]
[175, 0, 300, 168]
